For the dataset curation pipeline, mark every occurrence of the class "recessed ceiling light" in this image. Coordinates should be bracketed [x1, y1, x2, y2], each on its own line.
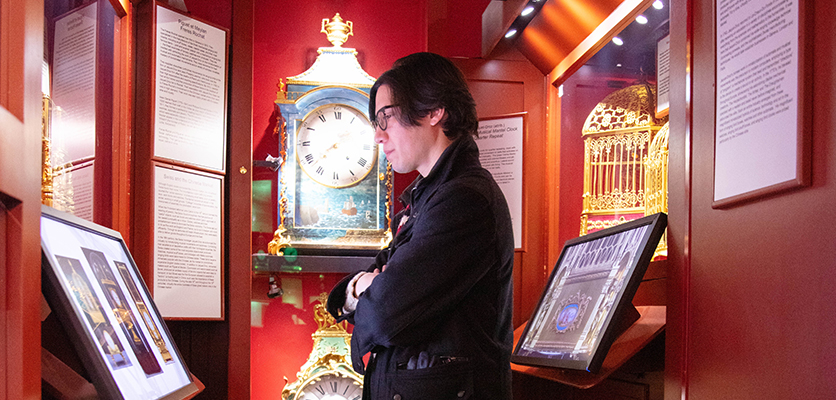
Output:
[612, 37, 624, 46]
[522, 6, 535, 17]
[505, 29, 518, 38]
[653, 0, 664, 10]
[636, 15, 648, 24]
[617, 63, 623, 67]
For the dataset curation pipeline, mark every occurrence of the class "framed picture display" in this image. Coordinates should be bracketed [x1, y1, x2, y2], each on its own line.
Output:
[476, 113, 526, 250]
[713, 0, 811, 207]
[40, 205, 201, 399]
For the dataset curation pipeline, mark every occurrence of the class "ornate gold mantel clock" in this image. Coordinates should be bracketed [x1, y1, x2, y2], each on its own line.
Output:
[269, 14, 392, 255]
[281, 293, 363, 400]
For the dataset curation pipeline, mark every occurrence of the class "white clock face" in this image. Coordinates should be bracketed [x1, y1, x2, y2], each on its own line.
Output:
[297, 373, 362, 400]
[297, 103, 377, 188]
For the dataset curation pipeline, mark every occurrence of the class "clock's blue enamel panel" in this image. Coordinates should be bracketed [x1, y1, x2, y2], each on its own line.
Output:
[276, 85, 391, 251]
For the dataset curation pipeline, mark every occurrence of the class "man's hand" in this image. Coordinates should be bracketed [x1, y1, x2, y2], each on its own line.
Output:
[355, 265, 387, 296]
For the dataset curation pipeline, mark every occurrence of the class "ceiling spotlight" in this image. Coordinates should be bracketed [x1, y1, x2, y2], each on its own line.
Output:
[505, 29, 518, 39]
[617, 63, 623, 67]
[653, 0, 664, 9]
[522, 6, 535, 17]
[636, 15, 648, 24]
[612, 37, 624, 46]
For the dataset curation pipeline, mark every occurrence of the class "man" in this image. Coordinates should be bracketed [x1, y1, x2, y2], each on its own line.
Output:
[327, 52, 514, 400]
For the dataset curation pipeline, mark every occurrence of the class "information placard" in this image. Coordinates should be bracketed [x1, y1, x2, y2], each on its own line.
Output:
[153, 165, 223, 319]
[51, 3, 97, 164]
[154, 5, 228, 172]
[476, 114, 525, 250]
[656, 35, 670, 118]
[714, 0, 810, 206]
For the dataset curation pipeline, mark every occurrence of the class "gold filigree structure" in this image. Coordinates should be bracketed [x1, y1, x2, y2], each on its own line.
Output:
[381, 164, 394, 247]
[42, 95, 54, 206]
[644, 122, 669, 256]
[580, 84, 668, 236]
[268, 80, 292, 255]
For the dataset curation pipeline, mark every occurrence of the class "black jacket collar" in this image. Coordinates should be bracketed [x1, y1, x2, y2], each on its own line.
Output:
[398, 135, 481, 208]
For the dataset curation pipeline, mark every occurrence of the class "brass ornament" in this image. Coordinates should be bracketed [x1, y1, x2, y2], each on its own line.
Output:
[321, 13, 353, 48]
[268, 94, 292, 255]
[42, 95, 54, 206]
[281, 293, 363, 400]
[268, 225, 292, 256]
[382, 163, 394, 247]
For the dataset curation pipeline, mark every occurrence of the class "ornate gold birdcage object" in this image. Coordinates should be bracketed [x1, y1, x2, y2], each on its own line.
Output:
[580, 83, 668, 236]
[644, 121, 669, 257]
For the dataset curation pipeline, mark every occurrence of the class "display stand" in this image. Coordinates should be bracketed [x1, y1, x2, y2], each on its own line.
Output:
[511, 305, 665, 389]
[42, 347, 98, 400]
[42, 347, 205, 400]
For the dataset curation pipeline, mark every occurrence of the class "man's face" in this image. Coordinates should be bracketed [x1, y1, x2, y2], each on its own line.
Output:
[373, 85, 438, 176]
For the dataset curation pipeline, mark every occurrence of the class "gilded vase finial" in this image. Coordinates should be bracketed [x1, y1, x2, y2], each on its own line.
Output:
[321, 13, 353, 47]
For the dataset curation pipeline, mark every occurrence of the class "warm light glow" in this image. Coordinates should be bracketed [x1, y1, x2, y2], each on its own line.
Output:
[653, 0, 664, 10]
[522, 6, 536, 17]
[612, 37, 624, 46]
[521, 24, 566, 68]
[547, 0, 647, 83]
[505, 29, 518, 38]
[636, 15, 648, 24]
[42, 61, 51, 95]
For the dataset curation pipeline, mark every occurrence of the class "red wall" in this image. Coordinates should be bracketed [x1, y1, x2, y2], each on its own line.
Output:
[666, 0, 836, 399]
[557, 67, 615, 251]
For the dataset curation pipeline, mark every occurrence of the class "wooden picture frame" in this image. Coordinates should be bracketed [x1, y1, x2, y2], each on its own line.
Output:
[477, 112, 527, 251]
[712, 0, 811, 208]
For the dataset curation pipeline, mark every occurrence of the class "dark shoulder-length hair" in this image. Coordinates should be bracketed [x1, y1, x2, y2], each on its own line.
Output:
[369, 52, 478, 140]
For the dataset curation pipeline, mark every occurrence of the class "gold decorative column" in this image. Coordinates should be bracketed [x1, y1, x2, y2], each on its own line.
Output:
[644, 122, 669, 257]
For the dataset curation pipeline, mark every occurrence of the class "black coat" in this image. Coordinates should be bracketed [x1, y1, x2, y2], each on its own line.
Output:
[328, 136, 515, 400]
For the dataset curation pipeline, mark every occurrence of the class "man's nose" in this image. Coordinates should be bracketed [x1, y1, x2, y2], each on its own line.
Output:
[374, 127, 386, 143]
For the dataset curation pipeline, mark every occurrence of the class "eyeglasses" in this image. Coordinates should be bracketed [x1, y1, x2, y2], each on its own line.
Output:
[372, 105, 397, 131]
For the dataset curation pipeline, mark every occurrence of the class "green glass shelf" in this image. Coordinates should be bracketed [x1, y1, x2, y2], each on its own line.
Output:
[251, 253, 376, 274]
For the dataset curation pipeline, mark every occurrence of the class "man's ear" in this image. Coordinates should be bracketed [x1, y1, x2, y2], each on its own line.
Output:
[429, 108, 445, 127]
